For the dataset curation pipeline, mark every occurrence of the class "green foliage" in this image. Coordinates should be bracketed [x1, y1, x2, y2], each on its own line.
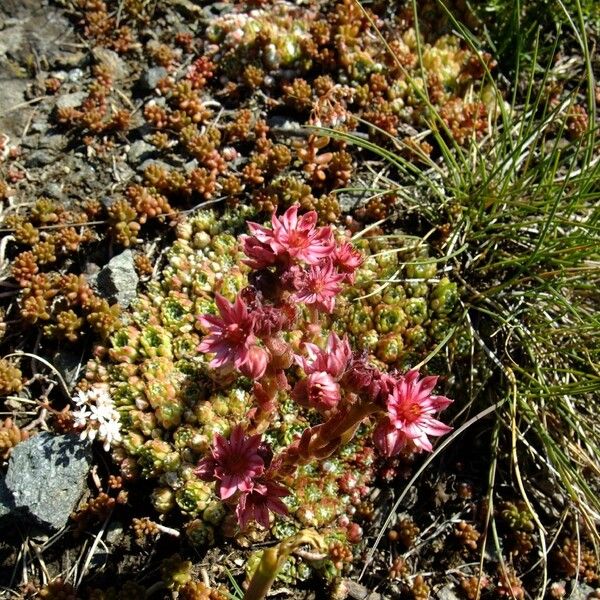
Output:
[334, 0, 600, 545]
[472, 0, 600, 70]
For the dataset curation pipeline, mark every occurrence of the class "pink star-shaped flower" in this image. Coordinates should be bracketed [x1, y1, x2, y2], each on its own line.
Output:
[242, 205, 334, 268]
[296, 332, 352, 379]
[195, 425, 265, 499]
[198, 293, 268, 378]
[385, 370, 453, 452]
[292, 259, 345, 313]
[236, 478, 289, 529]
[332, 241, 363, 283]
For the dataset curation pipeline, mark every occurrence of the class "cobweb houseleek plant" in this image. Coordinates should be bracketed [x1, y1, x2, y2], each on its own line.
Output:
[324, 0, 600, 585]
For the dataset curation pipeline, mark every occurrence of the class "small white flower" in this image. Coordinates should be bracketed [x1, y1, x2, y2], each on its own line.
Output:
[98, 419, 121, 451]
[90, 386, 113, 408]
[73, 390, 88, 407]
[72, 407, 91, 428]
[72, 385, 120, 452]
[89, 403, 115, 423]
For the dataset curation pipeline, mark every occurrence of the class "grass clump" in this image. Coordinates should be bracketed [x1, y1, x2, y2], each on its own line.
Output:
[329, 0, 600, 584]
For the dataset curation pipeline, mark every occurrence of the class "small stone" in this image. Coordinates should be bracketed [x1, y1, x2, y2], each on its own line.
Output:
[100, 196, 117, 210]
[112, 160, 135, 183]
[68, 68, 85, 83]
[30, 121, 49, 134]
[0, 24, 24, 59]
[342, 580, 385, 600]
[39, 134, 68, 152]
[3, 433, 92, 531]
[95, 250, 139, 308]
[26, 149, 57, 167]
[140, 66, 168, 91]
[55, 91, 87, 110]
[437, 585, 461, 600]
[267, 116, 302, 130]
[127, 140, 155, 165]
[0, 78, 28, 138]
[338, 192, 360, 214]
[105, 520, 124, 545]
[44, 182, 63, 199]
[569, 582, 596, 600]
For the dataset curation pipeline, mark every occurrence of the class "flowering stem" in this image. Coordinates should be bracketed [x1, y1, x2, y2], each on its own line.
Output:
[248, 376, 279, 435]
[243, 530, 326, 600]
[279, 400, 379, 472]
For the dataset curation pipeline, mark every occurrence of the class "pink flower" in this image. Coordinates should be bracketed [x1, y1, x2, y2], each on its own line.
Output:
[292, 259, 345, 313]
[297, 332, 352, 379]
[269, 205, 334, 264]
[385, 370, 452, 452]
[242, 205, 334, 268]
[292, 371, 341, 411]
[333, 242, 363, 283]
[198, 293, 267, 378]
[373, 417, 407, 457]
[195, 425, 265, 499]
[236, 478, 289, 529]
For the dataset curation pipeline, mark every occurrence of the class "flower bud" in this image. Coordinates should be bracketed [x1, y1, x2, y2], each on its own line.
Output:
[373, 418, 406, 457]
[292, 371, 340, 412]
[239, 345, 269, 379]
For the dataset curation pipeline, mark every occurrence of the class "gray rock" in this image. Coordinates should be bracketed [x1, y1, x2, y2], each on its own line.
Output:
[53, 350, 85, 390]
[338, 192, 361, 214]
[95, 250, 139, 308]
[127, 140, 155, 165]
[68, 68, 85, 83]
[267, 116, 302, 130]
[342, 580, 386, 600]
[113, 161, 135, 183]
[140, 66, 168, 91]
[39, 134, 68, 153]
[437, 585, 461, 600]
[4, 433, 91, 530]
[0, 474, 15, 520]
[100, 195, 117, 210]
[26, 149, 57, 167]
[105, 520, 124, 545]
[0, 23, 24, 59]
[0, 78, 28, 138]
[30, 120, 50, 134]
[55, 91, 87, 111]
[44, 182, 63, 199]
[569, 582, 596, 600]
